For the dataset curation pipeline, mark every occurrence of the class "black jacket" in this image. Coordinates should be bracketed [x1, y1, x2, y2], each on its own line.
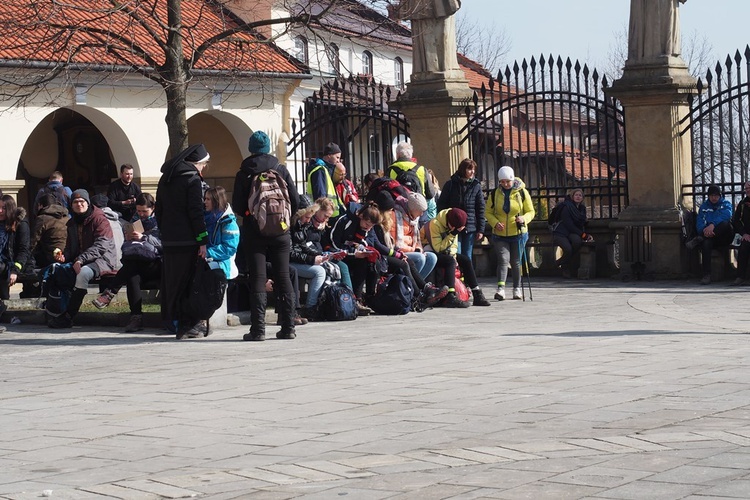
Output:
[2, 208, 32, 274]
[232, 153, 299, 233]
[155, 145, 208, 248]
[437, 174, 486, 234]
[553, 198, 587, 238]
[290, 219, 326, 264]
[733, 196, 750, 235]
[107, 179, 142, 221]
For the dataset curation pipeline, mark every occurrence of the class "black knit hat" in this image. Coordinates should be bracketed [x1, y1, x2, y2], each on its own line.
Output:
[707, 185, 721, 197]
[323, 142, 341, 156]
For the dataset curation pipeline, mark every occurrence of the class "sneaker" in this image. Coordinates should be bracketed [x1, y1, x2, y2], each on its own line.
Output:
[730, 278, 745, 286]
[472, 288, 491, 306]
[48, 313, 72, 329]
[124, 314, 143, 332]
[686, 236, 704, 250]
[92, 290, 115, 309]
[185, 320, 207, 338]
[700, 274, 711, 285]
[421, 283, 449, 307]
[276, 329, 296, 340]
[243, 331, 265, 341]
[512, 288, 522, 300]
[494, 287, 505, 301]
[355, 300, 373, 316]
[443, 292, 470, 308]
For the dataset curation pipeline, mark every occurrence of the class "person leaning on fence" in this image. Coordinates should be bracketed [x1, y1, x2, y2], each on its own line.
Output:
[0, 195, 32, 325]
[49, 189, 118, 329]
[485, 166, 535, 300]
[155, 144, 210, 338]
[421, 207, 491, 307]
[437, 158, 485, 265]
[233, 130, 299, 341]
[685, 184, 734, 285]
[306, 142, 346, 219]
[551, 188, 591, 280]
[92, 192, 162, 333]
[731, 181, 750, 286]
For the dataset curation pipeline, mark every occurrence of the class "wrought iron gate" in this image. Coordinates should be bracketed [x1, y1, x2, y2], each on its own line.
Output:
[286, 76, 409, 193]
[459, 55, 627, 220]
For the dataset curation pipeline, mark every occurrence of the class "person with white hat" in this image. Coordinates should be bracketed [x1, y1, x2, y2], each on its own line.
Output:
[485, 166, 535, 301]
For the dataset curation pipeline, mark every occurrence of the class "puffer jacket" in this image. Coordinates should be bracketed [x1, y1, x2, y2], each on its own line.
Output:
[437, 173, 486, 234]
[420, 208, 459, 256]
[697, 196, 733, 232]
[2, 208, 32, 275]
[30, 203, 68, 267]
[64, 206, 118, 274]
[206, 206, 240, 280]
[485, 177, 535, 238]
[388, 208, 422, 253]
[290, 219, 326, 264]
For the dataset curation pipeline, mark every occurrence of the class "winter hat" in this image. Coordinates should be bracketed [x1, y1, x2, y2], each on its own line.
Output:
[71, 189, 90, 205]
[374, 190, 395, 211]
[446, 208, 468, 229]
[90, 193, 109, 209]
[707, 185, 722, 197]
[323, 142, 342, 156]
[406, 191, 428, 214]
[248, 131, 271, 154]
[498, 166, 515, 181]
[185, 144, 210, 163]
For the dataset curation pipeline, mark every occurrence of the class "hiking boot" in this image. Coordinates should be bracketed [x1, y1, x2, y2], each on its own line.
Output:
[276, 328, 296, 340]
[243, 331, 265, 341]
[300, 307, 316, 322]
[512, 288, 523, 300]
[355, 300, 372, 316]
[730, 277, 745, 286]
[421, 283, 449, 307]
[92, 289, 115, 309]
[124, 314, 143, 333]
[472, 288, 491, 306]
[48, 313, 73, 329]
[700, 274, 711, 285]
[0, 300, 7, 317]
[186, 320, 207, 339]
[686, 236, 704, 250]
[494, 287, 505, 301]
[277, 314, 308, 326]
[443, 292, 469, 308]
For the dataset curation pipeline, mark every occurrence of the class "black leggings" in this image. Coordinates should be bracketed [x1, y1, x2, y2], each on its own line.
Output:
[434, 253, 479, 290]
[386, 255, 426, 291]
[344, 256, 379, 299]
[108, 259, 161, 315]
[701, 220, 734, 274]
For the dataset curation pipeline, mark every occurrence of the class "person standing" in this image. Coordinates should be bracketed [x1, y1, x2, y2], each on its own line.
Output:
[306, 142, 345, 219]
[385, 141, 435, 203]
[32, 171, 72, 216]
[485, 166, 535, 300]
[155, 144, 209, 338]
[107, 163, 142, 221]
[233, 131, 299, 341]
[437, 158, 485, 264]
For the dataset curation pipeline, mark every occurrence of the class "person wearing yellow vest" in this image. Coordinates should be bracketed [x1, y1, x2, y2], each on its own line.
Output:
[306, 143, 346, 219]
[386, 142, 436, 219]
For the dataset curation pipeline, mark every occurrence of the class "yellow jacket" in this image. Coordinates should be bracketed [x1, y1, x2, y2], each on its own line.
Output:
[420, 208, 458, 255]
[485, 178, 535, 237]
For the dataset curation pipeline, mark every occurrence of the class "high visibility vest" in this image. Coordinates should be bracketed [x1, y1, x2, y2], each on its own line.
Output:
[306, 163, 342, 217]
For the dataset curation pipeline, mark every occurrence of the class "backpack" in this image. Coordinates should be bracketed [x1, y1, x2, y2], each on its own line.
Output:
[678, 203, 697, 242]
[42, 184, 70, 209]
[365, 177, 411, 202]
[41, 263, 76, 318]
[368, 273, 414, 315]
[547, 202, 565, 232]
[247, 168, 291, 237]
[316, 283, 358, 321]
[188, 258, 228, 328]
[395, 168, 423, 195]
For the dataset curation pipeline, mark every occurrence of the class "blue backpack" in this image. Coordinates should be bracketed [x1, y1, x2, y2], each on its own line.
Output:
[317, 283, 358, 321]
[41, 263, 76, 317]
[368, 274, 414, 315]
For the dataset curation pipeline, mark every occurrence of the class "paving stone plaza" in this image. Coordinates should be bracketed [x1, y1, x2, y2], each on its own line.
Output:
[1, 278, 750, 499]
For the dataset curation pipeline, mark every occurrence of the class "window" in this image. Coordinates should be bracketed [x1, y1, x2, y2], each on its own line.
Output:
[294, 36, 308, 64]
[394, 57, 404, 90]
[327, 43, 340, 75]
[362, 50, 373, 76]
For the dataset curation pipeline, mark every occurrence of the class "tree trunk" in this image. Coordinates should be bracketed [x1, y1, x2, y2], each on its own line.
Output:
[164, 0, 189, 157]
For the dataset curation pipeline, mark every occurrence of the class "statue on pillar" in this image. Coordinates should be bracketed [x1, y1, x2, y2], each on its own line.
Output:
[390, 0, 463, 81]
[627, 0, 687, 64]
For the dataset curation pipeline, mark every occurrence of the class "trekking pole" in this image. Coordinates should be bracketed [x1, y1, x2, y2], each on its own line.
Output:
[518, 232, 533, 301]
[516, 237, 526, 301]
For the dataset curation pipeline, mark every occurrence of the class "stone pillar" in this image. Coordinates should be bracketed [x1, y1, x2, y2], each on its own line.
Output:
[608, 52, 698, 279]
[390, 90, 472, 182]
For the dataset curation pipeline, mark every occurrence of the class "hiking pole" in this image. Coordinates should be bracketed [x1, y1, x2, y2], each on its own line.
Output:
[518, 231, 533, 301]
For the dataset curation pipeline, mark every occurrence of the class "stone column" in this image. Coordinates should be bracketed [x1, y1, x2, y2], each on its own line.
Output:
[607, 0, 697, 279]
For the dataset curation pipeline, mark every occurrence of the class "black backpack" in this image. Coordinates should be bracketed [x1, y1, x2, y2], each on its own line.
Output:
[547, 202, 565, 231]
[188, 259, 228, 331]
[368, 274, 414, 315]
[42, 184, 70, 209]
[395, 168, 423, 195]
[678, 203, 697, 242]
[316, 283, 358, 321]
[41, 263, 76, 318]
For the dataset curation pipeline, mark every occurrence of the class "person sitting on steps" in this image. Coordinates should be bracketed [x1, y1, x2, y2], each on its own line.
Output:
[685, 184, 733, 285]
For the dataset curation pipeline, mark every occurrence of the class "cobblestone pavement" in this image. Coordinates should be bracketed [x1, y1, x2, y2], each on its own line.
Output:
[1, 279, 749, 499]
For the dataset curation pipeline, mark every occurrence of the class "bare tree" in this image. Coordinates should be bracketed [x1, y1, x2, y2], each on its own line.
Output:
[0, 0, 387, 155]
[455, 13, 510, 75]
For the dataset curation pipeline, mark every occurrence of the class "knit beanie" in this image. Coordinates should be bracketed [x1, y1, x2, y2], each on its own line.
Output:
[248, 131, 271, 154]
[71, 189, 90, 205]
[90, 193, 108, 209]
[374, 190, 395, 211]
[446, 208, 468, 228]
[323, 142, 342, 156]
[406, 191, 428, 214]
[498, 166, 515, 181]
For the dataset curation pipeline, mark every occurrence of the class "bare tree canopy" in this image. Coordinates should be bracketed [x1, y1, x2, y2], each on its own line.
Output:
[455, 13, 510, 75]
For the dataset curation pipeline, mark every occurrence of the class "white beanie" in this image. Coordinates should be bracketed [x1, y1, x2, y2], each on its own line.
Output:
[498, 166, 515, 181]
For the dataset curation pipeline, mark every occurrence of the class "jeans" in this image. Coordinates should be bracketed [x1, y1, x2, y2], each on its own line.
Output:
[405, 251, 437, 280]
[290, 263, 326, 308]
[457, 232, 476, 263]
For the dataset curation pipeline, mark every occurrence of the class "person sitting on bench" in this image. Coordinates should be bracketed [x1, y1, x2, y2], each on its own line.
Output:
[686, 184, 734, 285]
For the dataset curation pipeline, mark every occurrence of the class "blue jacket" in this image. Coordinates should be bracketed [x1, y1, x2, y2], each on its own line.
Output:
[206, 206, 240, 279]
[697, 197, 733, 233]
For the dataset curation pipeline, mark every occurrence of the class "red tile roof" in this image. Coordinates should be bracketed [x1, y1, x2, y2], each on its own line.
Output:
[0, 1, 304, 75]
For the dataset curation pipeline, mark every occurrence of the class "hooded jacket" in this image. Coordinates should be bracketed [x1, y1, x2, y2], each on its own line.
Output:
[155, 145, 209, 248]
[1, 207, 32, 275]
[437, 172, 486, 234]
[553, 197, 588, 239]
[420, 208, 459, 256]
[485, 177, 535, 238]
[232, 153, 299, 234]
[697, 195, 733, 232]
[100, 206, 124, 270]
[64, 206, 117, 274]
[30, 203, 68, 267]
[206, 206, 240, 280]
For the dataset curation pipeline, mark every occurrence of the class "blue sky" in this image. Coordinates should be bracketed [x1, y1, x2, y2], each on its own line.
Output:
[458, 1, 750, 71]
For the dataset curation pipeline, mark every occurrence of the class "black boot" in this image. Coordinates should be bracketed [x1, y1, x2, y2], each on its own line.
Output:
[276, 293, 296, 339]
[243, 292, 267, 341]
[66, 288, 88, 318]
[472, 288, 491, 307]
